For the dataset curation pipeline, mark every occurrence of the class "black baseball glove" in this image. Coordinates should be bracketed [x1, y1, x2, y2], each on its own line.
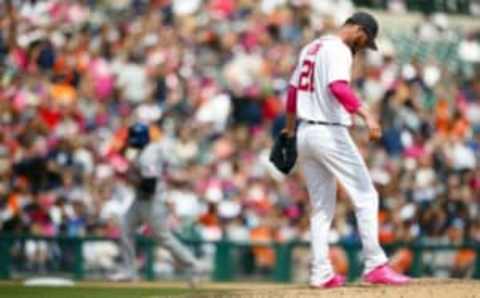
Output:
[269, 132, 297, 175]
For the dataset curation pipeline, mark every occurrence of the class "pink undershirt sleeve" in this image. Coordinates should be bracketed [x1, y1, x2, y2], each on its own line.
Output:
[286, 84, 297, 113]
[328, 80, 362, 114]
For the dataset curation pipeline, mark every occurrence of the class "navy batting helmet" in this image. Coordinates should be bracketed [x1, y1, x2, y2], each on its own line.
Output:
[128, 122, 150, 149]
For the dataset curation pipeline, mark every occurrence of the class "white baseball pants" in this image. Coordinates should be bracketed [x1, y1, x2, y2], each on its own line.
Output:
[296, 122, 388, 284]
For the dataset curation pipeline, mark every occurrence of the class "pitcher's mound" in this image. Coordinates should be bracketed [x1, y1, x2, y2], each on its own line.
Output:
[222, 279, 480, 298]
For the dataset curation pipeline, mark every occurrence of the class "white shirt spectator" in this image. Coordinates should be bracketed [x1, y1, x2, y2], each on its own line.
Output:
[114, 60, 150, 103]
[195, 93, 232, 132]
[261, 0, 287, 14]
[173, 0, 202, 16]
[458, 37, 480, 63]
[168, 189, 201, 218]
[450, 141, 476, 170]
[135, 102, 162, 124]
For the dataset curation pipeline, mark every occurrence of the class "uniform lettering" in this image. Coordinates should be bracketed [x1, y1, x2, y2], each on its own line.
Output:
[298, 60, 315, 92]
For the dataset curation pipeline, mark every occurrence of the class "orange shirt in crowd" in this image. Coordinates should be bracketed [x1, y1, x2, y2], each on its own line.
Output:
[390, 248, 413, 273]
[50, 82, 77, 106]
[378, 210, 396, 244]
[250, 226, 275, 268]
[53, 55, 74, 82]
[450, 117, 470, 139]
[199, 212, 220, 227]
[7, 193, 20, 215]
[455, 249, 476, 269]
[330, 246, 348, 275]
[435, 99, 450, 136]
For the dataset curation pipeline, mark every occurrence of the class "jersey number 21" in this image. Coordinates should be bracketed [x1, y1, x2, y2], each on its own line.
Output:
[298, 43, 321, 92]
[298, 60, 315, 92]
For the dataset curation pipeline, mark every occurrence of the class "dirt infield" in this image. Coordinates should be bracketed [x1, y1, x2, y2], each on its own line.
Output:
[77, 279, 480, 298]
[217, 279, 480, 298]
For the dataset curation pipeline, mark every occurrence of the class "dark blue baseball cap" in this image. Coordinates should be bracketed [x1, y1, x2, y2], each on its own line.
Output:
[345, 12, 379, 50]
[128, 122, 150, 149]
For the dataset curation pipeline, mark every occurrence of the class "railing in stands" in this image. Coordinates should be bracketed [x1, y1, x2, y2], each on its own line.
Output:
[0, 234, 479, 282]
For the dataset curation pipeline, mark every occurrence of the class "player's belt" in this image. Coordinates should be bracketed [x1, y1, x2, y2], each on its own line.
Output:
[301, 119, 347, 127]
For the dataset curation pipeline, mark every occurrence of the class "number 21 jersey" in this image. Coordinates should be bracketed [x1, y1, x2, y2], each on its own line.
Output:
[289, 35, 354, 126]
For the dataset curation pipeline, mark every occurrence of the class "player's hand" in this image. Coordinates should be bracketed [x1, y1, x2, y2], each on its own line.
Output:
[366, 116, 382, 140]
[356, 106, 381, 140]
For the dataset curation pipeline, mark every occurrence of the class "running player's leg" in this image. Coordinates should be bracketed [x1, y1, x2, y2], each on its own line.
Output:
[115, 200, 141, 279]
[147, 199, 198, 268]
[315, 128, 387, 274]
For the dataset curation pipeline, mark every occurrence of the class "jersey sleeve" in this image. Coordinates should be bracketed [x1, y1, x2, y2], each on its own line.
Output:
[325, 43, 353, 84]
[286, 85, 298, 113]
[328, 80, 362, 114]
[289, 62, 301, 87]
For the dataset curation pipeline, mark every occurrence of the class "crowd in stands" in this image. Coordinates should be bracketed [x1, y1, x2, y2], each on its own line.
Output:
[0, 0, 480, 278]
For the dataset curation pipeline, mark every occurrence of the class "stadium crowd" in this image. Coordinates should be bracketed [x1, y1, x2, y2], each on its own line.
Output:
[0, 0, 480, 278]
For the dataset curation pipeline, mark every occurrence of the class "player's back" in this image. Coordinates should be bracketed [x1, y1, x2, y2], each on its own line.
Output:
[130, 141, 169, 198]
[292, 35, 354, 126]
[136, 141, 166, 178]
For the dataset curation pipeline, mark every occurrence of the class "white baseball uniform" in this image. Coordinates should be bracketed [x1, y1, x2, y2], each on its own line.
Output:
[290, 35, 388, 284]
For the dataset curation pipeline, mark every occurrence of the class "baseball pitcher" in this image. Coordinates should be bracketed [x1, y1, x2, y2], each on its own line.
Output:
[111, 123, 200, 284]
[282, 12, 411, 288]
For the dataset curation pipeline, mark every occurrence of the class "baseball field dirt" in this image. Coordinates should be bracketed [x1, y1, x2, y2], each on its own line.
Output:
[1, 279, 480, 298]
[208, 279, 480, 298]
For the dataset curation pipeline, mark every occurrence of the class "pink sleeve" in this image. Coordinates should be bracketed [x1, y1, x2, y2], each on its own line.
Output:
[286, 85, 297, 113]
[328, 80, 362, 114]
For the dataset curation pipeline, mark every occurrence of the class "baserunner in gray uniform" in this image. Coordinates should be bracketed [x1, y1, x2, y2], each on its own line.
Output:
[111, 122, 200, 283]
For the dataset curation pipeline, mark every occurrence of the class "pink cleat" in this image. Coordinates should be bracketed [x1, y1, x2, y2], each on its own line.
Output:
[310, 274, 346, 289]
[363, 264, 411, 285]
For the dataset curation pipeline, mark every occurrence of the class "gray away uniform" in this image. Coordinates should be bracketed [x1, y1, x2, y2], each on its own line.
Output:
[119, 141, 197, 277]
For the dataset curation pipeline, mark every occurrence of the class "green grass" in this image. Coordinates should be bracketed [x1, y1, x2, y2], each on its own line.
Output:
[0, 285, 225, 298]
